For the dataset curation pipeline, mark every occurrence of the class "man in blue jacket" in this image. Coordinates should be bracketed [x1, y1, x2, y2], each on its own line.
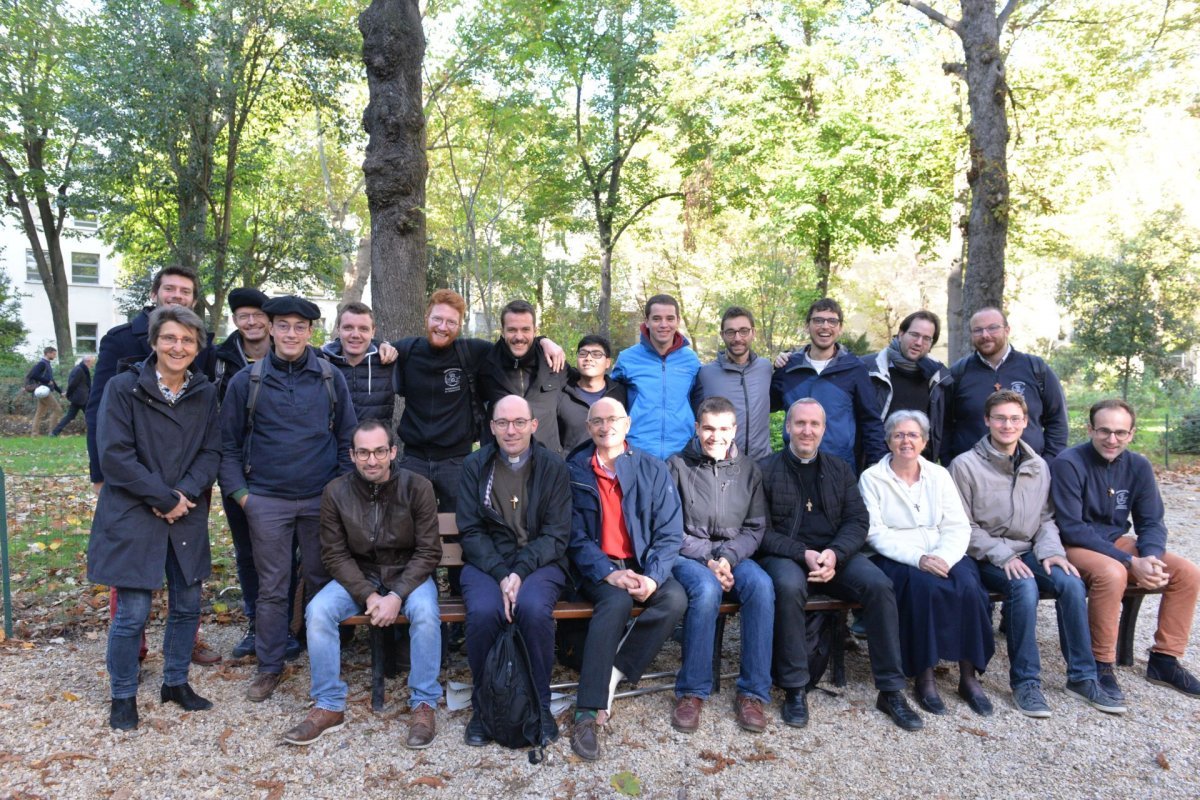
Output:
[26, 346, 62, 435]
[771, 298, 886, 470]
[611, 294, 701, 460]
[219, 295, 357, 703]
[565, 396, 687, 761]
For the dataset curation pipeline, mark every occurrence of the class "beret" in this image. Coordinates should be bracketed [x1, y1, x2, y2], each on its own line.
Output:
[228, 287, 269, 312]
[263, 295, 322, 321]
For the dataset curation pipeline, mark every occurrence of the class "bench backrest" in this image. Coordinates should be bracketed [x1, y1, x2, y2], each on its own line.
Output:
[438, 512, 463, 567]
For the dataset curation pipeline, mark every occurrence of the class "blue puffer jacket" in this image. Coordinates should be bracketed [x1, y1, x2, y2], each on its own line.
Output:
[321, 339, 396, 422]
[770, 345, 887, 470]
[566, 442, 683, 589]
[611, 331, 701, 460]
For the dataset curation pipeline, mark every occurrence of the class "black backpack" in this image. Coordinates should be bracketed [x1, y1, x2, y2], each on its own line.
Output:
[477, 623, 548, 764]
[805, 610, 837, 691]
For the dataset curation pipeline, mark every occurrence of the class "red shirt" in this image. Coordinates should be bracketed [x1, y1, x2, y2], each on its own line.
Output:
[592, 451, 634, 559]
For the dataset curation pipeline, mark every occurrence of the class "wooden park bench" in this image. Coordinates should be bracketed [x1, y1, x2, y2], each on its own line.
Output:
[341, 513, 1163, 710]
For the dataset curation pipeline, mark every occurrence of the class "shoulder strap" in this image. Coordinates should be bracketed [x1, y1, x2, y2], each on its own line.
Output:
[243, 359, 267, 475]
[316, 356, 337, 431]
[454, 338, 484, 436]
[1028, 354, 1047, 396]
[950, 356, 966, 384]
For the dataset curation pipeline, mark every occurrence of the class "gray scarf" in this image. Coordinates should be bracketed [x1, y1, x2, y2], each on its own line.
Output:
[886, 337, 921, 375]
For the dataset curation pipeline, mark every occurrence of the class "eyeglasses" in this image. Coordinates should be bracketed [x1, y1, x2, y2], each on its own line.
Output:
[157, 335, 199, 348]
[492, 418, 531, 431]
[272, 322, 311, 334]
[577, 349, 608, 361]
[428, 315, 460, 330]
[352, 446, 392, 461]
[970, 324, 1005, 336]
[903, 331, 934, 344]
[234, 311, 266, 322]
[721, 327, 754, 338]
[890, 431, 923, 441]
[1093, 427, 1132, 441]
[587, 415, 628, 428]
[809, 316, 842, 328]
[988, 415, 1025, 425]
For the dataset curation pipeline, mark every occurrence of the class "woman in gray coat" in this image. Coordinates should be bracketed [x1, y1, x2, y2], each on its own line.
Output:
[87, 306, 221, 730]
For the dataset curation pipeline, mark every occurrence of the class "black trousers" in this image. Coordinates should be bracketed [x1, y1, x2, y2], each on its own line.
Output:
[759, 552, 906, 692]
[575, 576, 687, 710]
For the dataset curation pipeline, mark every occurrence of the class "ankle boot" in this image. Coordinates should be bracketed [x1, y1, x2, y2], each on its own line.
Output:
[110, 697, 139, 730]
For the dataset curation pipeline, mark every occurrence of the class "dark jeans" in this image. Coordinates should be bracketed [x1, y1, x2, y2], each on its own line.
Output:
[51, 402, 85, 436]
[575, 576, 687, 710]
[243, 494, 327, 674]
[460, 562, 567, 707]
[107, 542, 200, 699]
[225, 497, 259, 620]
[759, 552, 906, 692]
[398, 454, 464, 513]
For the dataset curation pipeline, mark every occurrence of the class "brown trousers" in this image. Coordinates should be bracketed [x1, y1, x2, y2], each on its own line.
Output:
[1067, 536, 1200, 662]
[31, 394, 60, 435]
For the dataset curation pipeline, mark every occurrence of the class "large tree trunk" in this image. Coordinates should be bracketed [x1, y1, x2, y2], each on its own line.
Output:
[958, 0, 1009, 317]
[360, 0, 428, 340]
[946, 140, 971, 361]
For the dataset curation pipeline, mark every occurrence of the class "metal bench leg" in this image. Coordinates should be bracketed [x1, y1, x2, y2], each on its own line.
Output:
[831, 609, 848, 687]
[712, 614, 727, 694]
[369, 626, 387, 711]
[1117, 594, 1145, 667]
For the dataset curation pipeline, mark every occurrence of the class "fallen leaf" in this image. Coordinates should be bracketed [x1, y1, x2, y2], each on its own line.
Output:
[957, 726, 991, 739]
[212, 602, 229, 614]
[48, 539, 63, 551]
[611, 770, 642, 796]
[218, 727, 233, 755]
[61, 691, 80, 702]
[29, 752, 96, 769]
[253, 780, 284, 800]
[409, 776, 445, 788]
[1156, 751, 1170, 770]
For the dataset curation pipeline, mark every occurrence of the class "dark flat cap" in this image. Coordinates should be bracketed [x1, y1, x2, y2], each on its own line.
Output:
[263, 295, 322, 321]
[228, 287, 269, 312]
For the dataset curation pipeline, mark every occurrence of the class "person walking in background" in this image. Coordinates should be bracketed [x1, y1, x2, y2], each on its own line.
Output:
[26, 346, 62, 436]
[51, 355, 94, 436]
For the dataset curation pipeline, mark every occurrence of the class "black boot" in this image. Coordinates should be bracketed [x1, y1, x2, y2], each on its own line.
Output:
[110, 697, 138, 730]
[161, 683, 214, 711]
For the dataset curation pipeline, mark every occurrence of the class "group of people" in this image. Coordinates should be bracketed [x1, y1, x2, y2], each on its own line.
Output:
[23, 347, 94, 437]
[83, 266, 1200, 764]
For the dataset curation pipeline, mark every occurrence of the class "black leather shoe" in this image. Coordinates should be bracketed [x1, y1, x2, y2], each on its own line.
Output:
[161, 682, 213, 711]
[464, 713, 491, 747]
[876, 691, 923, 731]
[541, 705, 560, 743]
[781, 689, 809, 728]
[110, 697, 138, 731]
[913, 686, 947, 715]
[957, 685, 994, 717]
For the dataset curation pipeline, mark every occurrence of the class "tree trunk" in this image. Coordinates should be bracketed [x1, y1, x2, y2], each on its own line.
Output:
[958, 0, 1009, 318]
[360, 0, 428, 340]
[341, 236, 372, 305]
[598, 243, 613, 341]
[946, 133, 971, 361]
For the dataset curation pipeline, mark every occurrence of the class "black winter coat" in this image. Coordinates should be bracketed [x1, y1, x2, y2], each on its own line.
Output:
[321, 339, 397, 421]
[477, 338, 568, 455]
[757, 449, 868, 566]
[86, 356, 220, 590]
[65, 362, 91, 407]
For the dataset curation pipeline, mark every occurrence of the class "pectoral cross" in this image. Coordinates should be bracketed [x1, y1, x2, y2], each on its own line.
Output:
[511, 495, 520, 510]
[805, 499, 813, 512]
[994, 382, 1002, 392]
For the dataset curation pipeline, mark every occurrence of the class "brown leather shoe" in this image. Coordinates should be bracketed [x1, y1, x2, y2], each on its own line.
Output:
[191, 639, 222, 666]
[734, 694, 767, 733]
[406, 703, 437, 749]
[245, 672, 280, 703]
[571, 715, 601, 761]
[671, 696, 703, 733]
[282, 708, 345, 745]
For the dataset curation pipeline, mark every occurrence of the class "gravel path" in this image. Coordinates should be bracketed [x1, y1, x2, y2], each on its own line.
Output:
[3, 474, 1199, 799]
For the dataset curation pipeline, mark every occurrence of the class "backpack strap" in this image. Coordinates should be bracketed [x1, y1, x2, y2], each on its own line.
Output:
[315, 356, 337, 431]
[242, 359, 267, 475]
[454, 338, 484, 438]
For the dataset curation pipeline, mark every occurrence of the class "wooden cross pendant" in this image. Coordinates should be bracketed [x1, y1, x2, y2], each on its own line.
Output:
[511, 495, 520, 510]
[805, 499, 813, 512]
[994, 382, 1002, 392]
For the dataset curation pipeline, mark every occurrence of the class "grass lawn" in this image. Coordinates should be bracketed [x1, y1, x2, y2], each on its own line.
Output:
[0, 434, 91, 475]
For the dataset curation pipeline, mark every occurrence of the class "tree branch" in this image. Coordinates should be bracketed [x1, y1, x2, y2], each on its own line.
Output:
[997, 0, 1022, 34]
[896, 0, 960, 32]
[611, 190, 684, 246]
[943, 62, 966, 79]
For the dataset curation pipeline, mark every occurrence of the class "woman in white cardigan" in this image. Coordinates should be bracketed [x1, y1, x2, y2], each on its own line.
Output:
[859, 410, 996, 717]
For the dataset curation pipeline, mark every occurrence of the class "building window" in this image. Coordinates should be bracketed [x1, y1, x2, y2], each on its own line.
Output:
[72, 252, 100, 284]
[76, 323, 98, 354]
[25, 249, 45, 282]
[72, 211, 99, 233]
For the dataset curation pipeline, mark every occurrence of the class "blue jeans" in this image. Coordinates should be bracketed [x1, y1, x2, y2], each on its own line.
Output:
[977, 551, 1096, 687]
[107, 543, 200, 699]
[673, 557, 774, 702]
[306, 577, 442, 712]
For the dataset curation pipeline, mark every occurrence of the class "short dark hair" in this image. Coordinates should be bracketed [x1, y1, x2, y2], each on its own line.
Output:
[500, 299, 537, 328]
[148, 305, 207, 345]
[720, 306, 755, 330]
[352, 419, 395, 448]
[336, 301, 374, 328]
[644, 294, 680, 318]
[984, 389, 1027, 417]
[969, 306, 1009, 327]
[151, 266, 200, 298]
[805, 298, 842, 323]
[696, 395, 736, 421]
[1089, 398, 1137, 428]
[43, 346, 57, 356]
[576, 334, 612, 358]
[899, 310, 941, 345]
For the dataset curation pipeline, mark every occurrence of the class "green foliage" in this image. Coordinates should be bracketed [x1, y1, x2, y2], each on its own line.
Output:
[1058, 208, 1200, 398]
[0, 270, 29, 368]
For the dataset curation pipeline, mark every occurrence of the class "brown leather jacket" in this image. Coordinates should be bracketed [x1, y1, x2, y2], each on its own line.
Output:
[319, 466, 442, 605]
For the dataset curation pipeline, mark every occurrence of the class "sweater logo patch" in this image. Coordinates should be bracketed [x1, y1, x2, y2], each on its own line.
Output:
[443, 368, 463, 393]
[1009, 381, 1028, 396]
[1115, 489, 1130, 510]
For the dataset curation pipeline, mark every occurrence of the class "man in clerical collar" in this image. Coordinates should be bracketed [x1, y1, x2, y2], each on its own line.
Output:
[456, 395, 572, 748]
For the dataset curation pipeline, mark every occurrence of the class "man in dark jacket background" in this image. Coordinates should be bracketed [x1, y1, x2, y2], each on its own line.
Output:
[51, 354, 94, 436]
[219, 295, 357, 703]
[27, 346, 62, 436]
[757, 398, 922, 731]
[282, 420, 442, 748]
[864, 310, 951, 461]
[322, 301, 397, 422]
[457, 394, 571, 748]
[557, 334, 627, 454]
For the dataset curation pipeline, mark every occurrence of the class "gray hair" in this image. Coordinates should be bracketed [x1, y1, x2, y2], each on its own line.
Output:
[884, 409, 930, 440]
[148, 305, 207, 346]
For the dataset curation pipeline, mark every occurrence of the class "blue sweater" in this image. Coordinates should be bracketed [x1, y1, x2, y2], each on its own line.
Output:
[770, 345, 887, 469]
[1050, 442, 1167, 564]
[219, 347, 357, 500]
[611, 332, 701, 460]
